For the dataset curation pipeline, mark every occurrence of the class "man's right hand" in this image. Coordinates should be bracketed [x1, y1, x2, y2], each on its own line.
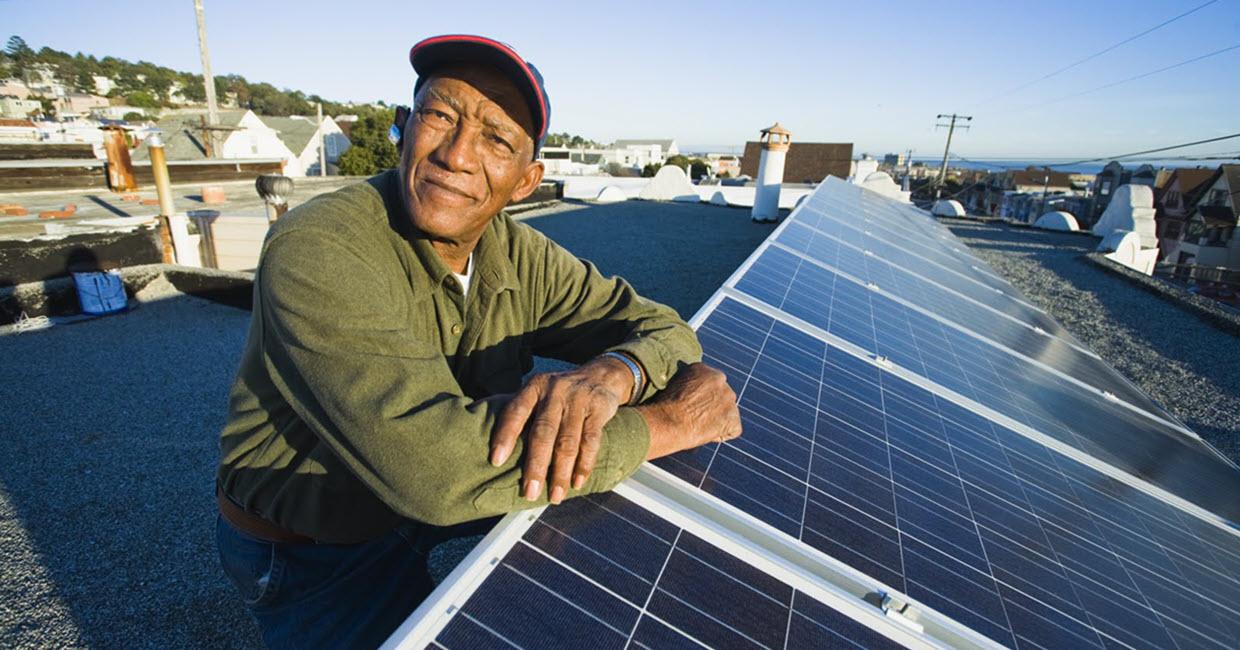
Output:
[636, 363, 742, 460]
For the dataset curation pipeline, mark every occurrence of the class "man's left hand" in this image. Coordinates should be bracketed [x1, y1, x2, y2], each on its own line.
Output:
[490, 357, 634, 504]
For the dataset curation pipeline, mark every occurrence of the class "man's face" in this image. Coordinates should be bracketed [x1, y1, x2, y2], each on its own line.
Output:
[399, 63, 544, 246]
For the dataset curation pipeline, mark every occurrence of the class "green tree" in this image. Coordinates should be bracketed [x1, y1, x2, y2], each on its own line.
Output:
[126, 90, 160, 109]
[6, 36, 32, 61]
[641, 162, 662, 177]
[663, 155, 690, 172]
[689, 159, 709, 180]
[337, 108, 398, 175]
[123, 111, 146, 122]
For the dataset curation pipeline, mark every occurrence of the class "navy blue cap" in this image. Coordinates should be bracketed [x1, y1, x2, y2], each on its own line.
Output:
[409, 35, 550, 154]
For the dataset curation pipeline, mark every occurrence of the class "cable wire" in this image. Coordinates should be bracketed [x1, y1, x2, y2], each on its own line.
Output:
[975, 0, 1218, 107]
[1003, 43, 1240, 116]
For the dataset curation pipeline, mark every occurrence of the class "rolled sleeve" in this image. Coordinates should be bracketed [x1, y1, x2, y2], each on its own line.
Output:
[524, 229, 703, 403]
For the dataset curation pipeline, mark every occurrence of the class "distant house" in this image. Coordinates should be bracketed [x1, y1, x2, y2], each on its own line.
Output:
[261, 115, 351, 176]
[599, 139, 678, 171]
[1173, 165, 1240, 272]
[614, 138, 678, 158]
[964, 167, 1074, 218]
[1154, 168, 1215, 261]
[0, 118, 39, 142]
[537, 147, 608, 175]
[738, 141, 854, 184]
[705, 152, 741, 177]
[53, 93, 111, 119]
[0, 96, 43, 119]
[1086, 162, 1162, 226]
[133, 109, 296, 171]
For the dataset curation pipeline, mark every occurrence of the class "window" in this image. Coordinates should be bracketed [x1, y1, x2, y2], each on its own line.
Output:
[1100, 180, 1112, 195]
[1210, 188, 1227, 206]
[1164, 221, 1181, 239]
[1165, 190, 1179, 208]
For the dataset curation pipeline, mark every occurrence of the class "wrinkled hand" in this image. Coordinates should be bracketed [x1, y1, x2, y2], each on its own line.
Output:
[491, 357, 633, 504]
[637, 363, 742, 460]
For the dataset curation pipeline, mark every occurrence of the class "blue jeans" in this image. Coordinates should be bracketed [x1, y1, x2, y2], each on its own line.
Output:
[216, 515, 495, 649]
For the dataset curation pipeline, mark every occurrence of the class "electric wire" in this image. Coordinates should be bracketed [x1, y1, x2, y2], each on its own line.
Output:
[974, 0, 1219, 107]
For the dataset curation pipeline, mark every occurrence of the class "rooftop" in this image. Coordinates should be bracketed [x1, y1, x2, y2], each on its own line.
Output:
[3, 199, 1238, 647]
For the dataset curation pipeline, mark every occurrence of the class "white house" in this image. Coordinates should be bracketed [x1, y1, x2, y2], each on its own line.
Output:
[0, 96, 43, 119]
[609, 139, 679, 169]
[261, 115, 351, 176]
[133, 109, 291, 168]
[537, 146, 606, 175]
[0, 118, 40, 142]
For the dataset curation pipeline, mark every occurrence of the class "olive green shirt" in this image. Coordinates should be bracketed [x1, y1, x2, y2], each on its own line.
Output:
[217, 170, 701, 543]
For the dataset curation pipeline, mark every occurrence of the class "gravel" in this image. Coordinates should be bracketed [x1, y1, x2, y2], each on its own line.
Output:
[0, 293, 261, 648]
[0, 199, 775, 648]
[941, 218, 1240, 463]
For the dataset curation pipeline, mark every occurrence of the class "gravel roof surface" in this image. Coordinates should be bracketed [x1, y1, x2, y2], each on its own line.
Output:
[0, 294, 261, 648]
[941, 218, 1240, 463]
[0, 199, 774, 649]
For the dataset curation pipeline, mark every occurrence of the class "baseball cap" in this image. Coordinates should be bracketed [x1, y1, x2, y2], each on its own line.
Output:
[409, 35, 550, 154]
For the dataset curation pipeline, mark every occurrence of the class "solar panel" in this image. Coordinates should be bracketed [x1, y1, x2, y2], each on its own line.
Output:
[766, 223, 1171, 420]
[384, 177, 1240, 650]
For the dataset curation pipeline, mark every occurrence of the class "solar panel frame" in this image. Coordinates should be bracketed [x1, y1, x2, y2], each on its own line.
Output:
[382, 178, 1240, 650]
[383, 469, 1004, 650]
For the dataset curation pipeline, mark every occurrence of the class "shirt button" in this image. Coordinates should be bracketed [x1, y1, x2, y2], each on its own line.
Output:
[451, 323, 462, 336]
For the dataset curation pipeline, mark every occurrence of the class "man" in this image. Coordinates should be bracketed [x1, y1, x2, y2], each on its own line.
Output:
[215, 35, 741, 648]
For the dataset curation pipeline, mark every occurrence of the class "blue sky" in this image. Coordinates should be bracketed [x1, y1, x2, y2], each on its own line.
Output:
[4, 0, 1238, 158]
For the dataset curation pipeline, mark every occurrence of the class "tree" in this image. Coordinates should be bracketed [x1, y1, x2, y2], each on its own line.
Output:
[126, 90, 160, 109]
[663, 155, 691, 173]
[6, 36, 32, 60]
[641, 162, 662, 177]
[689, 159, 709, 180]
[337, 107, 398, 175]
[123, 111, 146, 122]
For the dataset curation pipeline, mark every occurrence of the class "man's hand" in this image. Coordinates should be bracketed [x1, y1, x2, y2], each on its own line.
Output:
[637, 363, 742, 460]
[491, 356, 634, 505]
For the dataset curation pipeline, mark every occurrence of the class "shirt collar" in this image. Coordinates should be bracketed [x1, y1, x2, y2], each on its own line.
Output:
[373, 169, 520, 297]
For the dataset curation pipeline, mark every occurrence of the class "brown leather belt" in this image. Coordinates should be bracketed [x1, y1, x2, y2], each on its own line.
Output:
[217, 488, 315, 545]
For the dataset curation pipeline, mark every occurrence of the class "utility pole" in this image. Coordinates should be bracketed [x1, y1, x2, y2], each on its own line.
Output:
[934, 113, 972, 197]
[194, 0, 220, 158]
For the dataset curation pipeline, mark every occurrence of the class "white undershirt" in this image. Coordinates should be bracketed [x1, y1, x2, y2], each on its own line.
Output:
[452, 253, 473, 299]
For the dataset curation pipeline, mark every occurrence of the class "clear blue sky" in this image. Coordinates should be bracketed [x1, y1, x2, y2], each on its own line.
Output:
[4, 0, 1238, 158]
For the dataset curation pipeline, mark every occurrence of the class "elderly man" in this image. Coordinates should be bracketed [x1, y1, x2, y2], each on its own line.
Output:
[215, 35, 741, 648]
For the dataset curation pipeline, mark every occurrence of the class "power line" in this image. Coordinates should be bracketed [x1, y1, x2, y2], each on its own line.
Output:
[975, 0, 1218, 107]
[1004, 43, 1240, 116]
[1044, 132, 1240, 168]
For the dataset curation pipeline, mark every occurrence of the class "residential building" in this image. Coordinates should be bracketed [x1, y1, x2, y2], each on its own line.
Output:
[0, 118, 40, 142]
[1174, 165, 1240, 272]
[53, 93, 111, 119]
[964, 167, 1074, 218]
[882, 152, 906, 168]
[613, 139, 678, 161]
[92, 75, 114, 96]
[1085, 161, 1164, 226]
[1154, 167, 1215, 261]
[261, 115, 351, 176]
[132, 110, 301, 173]
[705, 152, 741, 177]
[739, 141, 854, 183]
[0, 96, 43, 119]
[36, 120, 107, 151]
